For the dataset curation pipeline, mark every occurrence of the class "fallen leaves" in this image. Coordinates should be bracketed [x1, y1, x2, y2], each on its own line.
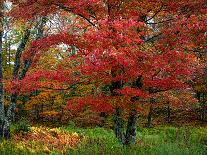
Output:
[13, 126, 83, 153]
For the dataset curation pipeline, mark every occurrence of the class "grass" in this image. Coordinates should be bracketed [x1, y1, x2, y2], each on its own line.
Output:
[0, 125, 207, 155]
[66, 126, 207, 155]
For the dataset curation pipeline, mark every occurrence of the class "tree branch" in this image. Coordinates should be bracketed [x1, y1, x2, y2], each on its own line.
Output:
[52, 3, 96, 27]
[144, 33, 162, 43]
[145, 3, 164, 23]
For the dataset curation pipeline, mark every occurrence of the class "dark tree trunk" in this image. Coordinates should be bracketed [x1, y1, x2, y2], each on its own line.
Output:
[34, 104, 40, 121]
[125, 110, 137, 145]
[145, 104, 153, 128]
[196, 92, 201, 101]
[112, 69, 142, 145]
[113, 109, 138, 145]
[113, 108, 125, 144]
[13, 29, 30, 79]
[19, 17, 47, 80]
[1, 119, 10, 139]
[167, 103, 171, 123]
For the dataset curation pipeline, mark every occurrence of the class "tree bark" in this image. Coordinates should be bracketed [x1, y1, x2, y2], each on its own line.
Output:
[0, 29, 31, 138]
[113, 108, 125, 144]
[145, 104, 153, 128]
[8, 16, 46, 120]
[18, 17, 47, 80]
[145, 97, 155, 128]
[125, 110, 137, 145]
[13, 29, 31, 79]
[0, 2, 5, 139]
[167, 103, 171, 123]
[0, 17, 47, 139]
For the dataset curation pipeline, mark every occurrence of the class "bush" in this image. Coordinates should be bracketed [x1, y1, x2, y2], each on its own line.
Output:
[11, 118, 31, 134]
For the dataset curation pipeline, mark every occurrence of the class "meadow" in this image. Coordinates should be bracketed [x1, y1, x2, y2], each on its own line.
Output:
[0, 122, 207, 155]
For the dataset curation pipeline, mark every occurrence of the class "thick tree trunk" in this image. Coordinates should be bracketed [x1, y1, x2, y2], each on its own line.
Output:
[0, 92, 17, 139]
[113, 108, 125, 144]
[113, 108, 138, 145]
[125, 110, 137, 145]
[7, 94, 17, 121]
[112, 69, 141, 145]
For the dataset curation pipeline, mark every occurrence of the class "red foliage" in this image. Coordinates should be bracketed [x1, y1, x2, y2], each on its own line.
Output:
[9, 0, 206, 113]
[67, 95, 113, 113]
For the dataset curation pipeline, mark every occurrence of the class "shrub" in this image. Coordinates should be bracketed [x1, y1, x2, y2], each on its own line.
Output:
[11, 118, 31, 134]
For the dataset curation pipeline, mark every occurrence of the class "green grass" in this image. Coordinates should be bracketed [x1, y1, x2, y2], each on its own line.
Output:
[66, 126, 207, 155]
[1, 125, 207, 155]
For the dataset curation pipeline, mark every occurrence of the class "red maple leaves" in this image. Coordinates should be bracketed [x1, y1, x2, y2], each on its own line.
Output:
[8, 0, 206, 113]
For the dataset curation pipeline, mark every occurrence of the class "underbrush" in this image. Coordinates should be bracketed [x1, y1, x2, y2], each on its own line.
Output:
[0, 125, 207, 155]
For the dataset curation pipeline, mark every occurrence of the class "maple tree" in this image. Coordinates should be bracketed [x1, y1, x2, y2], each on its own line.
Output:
[0, 0, 204, 145]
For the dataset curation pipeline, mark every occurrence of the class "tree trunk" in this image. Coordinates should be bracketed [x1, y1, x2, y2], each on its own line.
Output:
[7, 94, 17, 122]
[0, 2, 5, 139]
[13, 29, 30, 79]
[0, 29, 31, 139]
[145, 104, 153, 128]
[125, 110, 137, 145]
[113, 108, 138, 145]
[18, 17, 47, 80]
[113, 108, 125, 144]
[1, 118, 10, 139]
[7, 16, 46, 123]
[167, 103, 171, 123]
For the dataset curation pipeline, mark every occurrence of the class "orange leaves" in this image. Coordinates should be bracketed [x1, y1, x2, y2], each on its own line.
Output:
[40, 111, 60, 118]
[28, 91, 56, 105]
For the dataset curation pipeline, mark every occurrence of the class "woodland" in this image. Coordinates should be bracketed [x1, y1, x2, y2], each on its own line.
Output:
[0, 0, 207, 154]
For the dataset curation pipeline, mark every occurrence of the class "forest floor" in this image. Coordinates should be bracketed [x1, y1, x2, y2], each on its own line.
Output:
[0, 124, 207, 155]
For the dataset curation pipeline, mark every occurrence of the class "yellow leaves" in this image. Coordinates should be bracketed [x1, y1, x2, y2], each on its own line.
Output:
[13, 126, 83, 153]
[76, 84, 94, 96]
[194, 84, 207, 93]
[24, 91, 65, 115]
[54, 94, 64, 105]
[40, 111, 60, 117]
[27, 90, 64, 106]
[16, 100, 23, 105]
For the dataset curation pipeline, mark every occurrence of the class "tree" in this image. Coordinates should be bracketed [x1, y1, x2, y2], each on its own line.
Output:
[0, 0, 47, 138]
[0, 0, 5, 138]
[9, 0, 206, 145]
